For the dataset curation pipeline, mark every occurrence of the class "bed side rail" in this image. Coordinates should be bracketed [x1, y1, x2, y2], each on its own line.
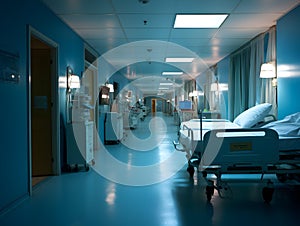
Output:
[174, 124, 195, 151]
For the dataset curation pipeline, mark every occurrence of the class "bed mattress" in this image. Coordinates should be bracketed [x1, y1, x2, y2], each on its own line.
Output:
[179, 120, 241, 152]
[180, 119, 240, 141]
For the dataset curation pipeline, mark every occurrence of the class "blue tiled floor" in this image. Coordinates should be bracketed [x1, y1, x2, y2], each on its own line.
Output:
[1, 113, 300, 226]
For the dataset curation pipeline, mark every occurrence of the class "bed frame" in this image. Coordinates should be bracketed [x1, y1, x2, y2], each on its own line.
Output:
[174, 123, 300, 203]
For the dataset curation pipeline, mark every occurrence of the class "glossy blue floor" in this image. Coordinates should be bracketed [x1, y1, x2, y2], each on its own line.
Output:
[1, 112, 300, 226]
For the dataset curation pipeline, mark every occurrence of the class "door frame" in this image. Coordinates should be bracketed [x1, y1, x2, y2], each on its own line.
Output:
[84, 43, 99, 130]
[27, 26, 60, 195]
[84, 44, 99, 151]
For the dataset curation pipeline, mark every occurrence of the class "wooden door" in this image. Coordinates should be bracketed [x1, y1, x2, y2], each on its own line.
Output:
[31, 37, 53, 176]
[151, 99, 156, 113]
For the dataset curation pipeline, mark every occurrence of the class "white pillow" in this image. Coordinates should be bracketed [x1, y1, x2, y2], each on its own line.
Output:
[233, 103, 272, 128]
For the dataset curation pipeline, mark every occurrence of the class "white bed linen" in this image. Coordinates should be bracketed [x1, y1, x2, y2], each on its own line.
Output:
[179, 119, 241, 154]
[180, 119, 240, 141]
[261, 112, 300, 151]
[262, 112, 300, 137]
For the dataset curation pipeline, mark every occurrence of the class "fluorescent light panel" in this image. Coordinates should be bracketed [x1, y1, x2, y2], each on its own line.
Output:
[174, 14, 228, 28]
[165, 57, 195, 63]
[159, 83, 173, 86]
[162, 71, 183, 76]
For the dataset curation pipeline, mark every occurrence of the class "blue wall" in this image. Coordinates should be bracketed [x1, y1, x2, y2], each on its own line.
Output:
[214, 5, 300, 120]
[0, 0, 85, 212]
[277, 5, 300, 119]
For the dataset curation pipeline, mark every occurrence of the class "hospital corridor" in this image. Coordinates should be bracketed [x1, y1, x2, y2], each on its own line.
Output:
[0, 113, 300, 226]
[1, 0, 300, 225]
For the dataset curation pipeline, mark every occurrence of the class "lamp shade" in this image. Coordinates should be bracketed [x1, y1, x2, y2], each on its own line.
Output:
[210, 83, 218, 91]
[69, 75, 80, 88]
[189, 90, 203, 97]
[260, 62, 276, 78]
[106, 83, 114, 92]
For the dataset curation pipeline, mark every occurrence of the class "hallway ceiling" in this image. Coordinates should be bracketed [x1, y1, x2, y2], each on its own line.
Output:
[41, 0, 300, 96]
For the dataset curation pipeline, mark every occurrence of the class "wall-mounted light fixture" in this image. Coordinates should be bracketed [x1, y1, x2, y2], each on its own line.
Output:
[67, 66, 80, 92]
[210, 82, 218, 92]
[260, 61, 277, 87]
[105, 83, 114, 92]
[189, 90, 204, 97]
[210, 82, 229, 92]
[69, 75, 80, 89]
[260, 61, 276, 78]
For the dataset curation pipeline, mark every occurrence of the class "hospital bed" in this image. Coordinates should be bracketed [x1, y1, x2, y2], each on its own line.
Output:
[173, 107, 300, 203]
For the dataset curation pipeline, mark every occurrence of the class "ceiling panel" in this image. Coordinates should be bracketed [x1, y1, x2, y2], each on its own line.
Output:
[214, 27, 269, 38]
[127, 38, 169, 43]
[124, 28, 171, 39]
[112, 0, 178, 14]
[42, 0, 114, 14]
[118, 14, 174, 28]
[112, 0, 241, 14]
[168, 38, 210, 47]
[86, 39, 129, 55]
[223, 13, 281, 28]
[170, 28, 217, 39]
[172, 0, 241, 13]
[235, 0, 300, 13]
[60, 14, 121, 29]
[76, 28, 126, 39]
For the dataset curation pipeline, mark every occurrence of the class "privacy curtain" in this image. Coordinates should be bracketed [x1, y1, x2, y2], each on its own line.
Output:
[228, 27, 276, 121]
[261, 26, 277, 117]
[228, 46, 252, 121]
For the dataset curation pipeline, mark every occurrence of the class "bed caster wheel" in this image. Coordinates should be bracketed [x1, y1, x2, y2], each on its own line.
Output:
[187, 165, 195, 178]
[206, 180, 214, 202]
[262, 180, 274, 204]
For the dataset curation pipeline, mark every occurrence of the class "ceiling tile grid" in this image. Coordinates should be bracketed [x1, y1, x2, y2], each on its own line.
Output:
[40, 0, 300, 95]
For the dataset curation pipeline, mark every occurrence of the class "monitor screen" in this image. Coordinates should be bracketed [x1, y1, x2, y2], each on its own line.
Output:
[179, 100, 192, 110]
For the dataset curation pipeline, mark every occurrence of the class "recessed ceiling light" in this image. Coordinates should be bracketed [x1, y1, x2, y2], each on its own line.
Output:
[165, 57, 195, 63]
[174, 14, 228, 28]
[162, 71, 183, 76]
[159, 83, 173, 86]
